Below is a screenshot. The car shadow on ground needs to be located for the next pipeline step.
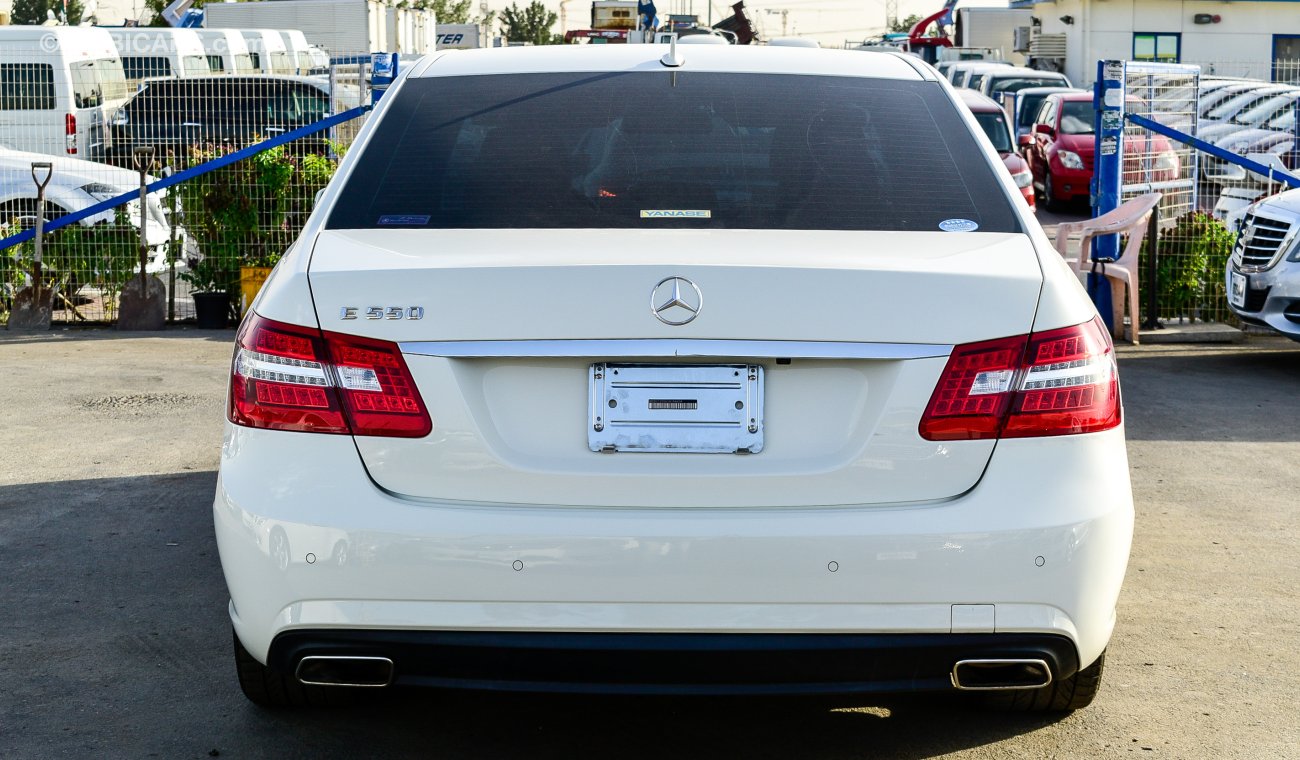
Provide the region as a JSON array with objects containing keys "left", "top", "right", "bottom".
[
  {"left": 2, "top": 471, "right": 1071, "bottom": 759},
  {"left": 249, "top": 690, "right": 1070, "bottom": 759},
  {"left": 1118, "top": 340, "right": 1300, "bottom": 442}
]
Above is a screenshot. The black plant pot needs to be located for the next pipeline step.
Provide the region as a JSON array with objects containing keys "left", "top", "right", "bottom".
[{"left": 193, "top": 291, "right": 231, "bottom": 329}]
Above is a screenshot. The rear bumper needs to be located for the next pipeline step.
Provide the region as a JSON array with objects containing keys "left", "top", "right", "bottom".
[
  {"left": 215, "top": 423, "right": 1134, "bottom": 692},
  {"left": 267, "top": 629, "right": 1079, "bottom": 696},
  {"left": 1049, "top": 164, "right": 1092, "bottom": 200}
]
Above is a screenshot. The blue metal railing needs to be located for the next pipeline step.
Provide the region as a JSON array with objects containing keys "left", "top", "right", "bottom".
[
  {"left": 0, "top": 105, "right": 370, "bottom": 254},
  {"left": 1125, "top": 112, "right": 1300, "bottom": 189}
]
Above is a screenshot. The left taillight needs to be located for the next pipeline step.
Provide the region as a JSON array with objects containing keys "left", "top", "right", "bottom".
[{"left": 230, "top": 312, "right": 431, "bottom": 438}]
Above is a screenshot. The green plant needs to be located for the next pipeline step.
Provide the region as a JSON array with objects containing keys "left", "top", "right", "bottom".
[
  {"left": 176, "top": 142, "right": 338, "bottom": 275},
  {"left": 179, "top": 254, "right": 238, "bottom": 295},
  {"left": 1139, "top": 211, "right": 1236, "bottom": 319}
]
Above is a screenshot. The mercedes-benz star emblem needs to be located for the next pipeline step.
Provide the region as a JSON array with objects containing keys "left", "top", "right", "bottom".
[{"left": 650, "top": 276, "right": 703, "bottom": 326}]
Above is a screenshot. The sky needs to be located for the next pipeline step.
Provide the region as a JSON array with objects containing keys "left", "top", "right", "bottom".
[{"left": 524, "top": 0, "right": 1012, "bottom": 49}]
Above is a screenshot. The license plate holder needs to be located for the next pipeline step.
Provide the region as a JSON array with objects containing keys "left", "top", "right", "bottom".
[
  {"left": 589, "top": 363, "right": 764, "bottom": 454},
  {"left": 1229, "top": 270, "right": 1246, "bottom": 309}
]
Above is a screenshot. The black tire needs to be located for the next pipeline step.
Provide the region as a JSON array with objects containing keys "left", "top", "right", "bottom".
[
  {"left": 1043, "top": 172, "right": 1063, "bottom": 212},
  {"left": 983, "top": 650, "right": 1106, "bottom": 712},
  {"left": 232, "top": 629, "right": 356, "bottom": 708}
]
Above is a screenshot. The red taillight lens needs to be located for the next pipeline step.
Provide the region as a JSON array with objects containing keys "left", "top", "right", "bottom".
[
  {"left": 65, "top": 113, "right": 77, "bottom": 154},
  {"left": 230, "top": 313, "right": 431, "bottom": 438},
  {"left": 1002, "top": 316, "right": 1120, "bottom": 438},
  {"left": 326, "top": 332, "right": 432, "bottom": 437},
  {"left": 919, "top": 317, "right": 1120, "bottom": 441},
  {"left": 918, "top": 334, "right": 1028, "bottom": 441}
]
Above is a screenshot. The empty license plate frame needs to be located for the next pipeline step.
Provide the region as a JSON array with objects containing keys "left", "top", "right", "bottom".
[{"left": 588, "top": 363, "right": 764, "bottom": 454}]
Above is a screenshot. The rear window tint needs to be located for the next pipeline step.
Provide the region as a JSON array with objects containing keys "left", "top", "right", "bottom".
[{"left": 327, "top": 72, "right": 1020, "bottom": 233}]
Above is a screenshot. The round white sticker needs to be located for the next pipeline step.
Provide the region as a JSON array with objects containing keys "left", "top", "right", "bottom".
[{"left": 939, "top": 219, "right": 980, "bottom": 232}]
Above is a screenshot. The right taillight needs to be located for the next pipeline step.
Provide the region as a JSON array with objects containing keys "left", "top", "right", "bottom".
[
  {"left": 65, "top": 113, "right": 77, "bottom": 154},
  {"left": 919, "top": 316, "right": 1120, "bottom": 441},
  {"left": 230, "top": 312, "right": 431, "bottom": 438}
]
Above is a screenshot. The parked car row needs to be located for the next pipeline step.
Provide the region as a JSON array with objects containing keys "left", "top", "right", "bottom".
[
  {"left": 0, "top": 143, "right": 189, "bottom": 301},
  {"left": 0, "top": 25, "right": 331, "bottom": 161},
  {"left": 942, "top": 60, "right": 1102, "bottom": 210},
  {"left": 107, "top": 75, "right": 358, "bottom": 163}
]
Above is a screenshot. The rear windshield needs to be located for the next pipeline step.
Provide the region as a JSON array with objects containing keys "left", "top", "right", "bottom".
[{"left": 327, "top": 72, "right": 1020, "bottom": 232}]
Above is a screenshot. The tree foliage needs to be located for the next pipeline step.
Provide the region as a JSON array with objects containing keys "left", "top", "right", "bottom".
[
  {"left": 888, "top": 13, "right": 922, "bottom": 34},
  {"left": 500, "top": 0, "right": 558, "bottom": 46},
  {"left": 425, "top": 0, "right": 473, "bottom": 24},
  {"left": 10, "top": 0, "right": 84, "bottom": 25}
]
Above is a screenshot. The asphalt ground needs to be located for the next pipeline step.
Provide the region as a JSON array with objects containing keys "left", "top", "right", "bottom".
[{"left": 1, "top": 329, "right": 1298, "bottom": 759}]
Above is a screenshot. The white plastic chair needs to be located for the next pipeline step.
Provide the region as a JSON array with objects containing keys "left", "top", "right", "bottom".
[{"left": 1053, "top": 193, "right": 1163, "bottom": 344}]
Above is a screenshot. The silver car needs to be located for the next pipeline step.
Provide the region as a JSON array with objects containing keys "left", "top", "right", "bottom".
[{"left": 1226, "top": 188, "right": 1300, "bottom": 340}]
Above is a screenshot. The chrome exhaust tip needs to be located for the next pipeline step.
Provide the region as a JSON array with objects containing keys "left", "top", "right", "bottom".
[
  {"left": 295, "top": 655, "right": 394, "bottom": 687},
  {"left": 950, "top": 659, "right": 1052, "bottom": 691}
]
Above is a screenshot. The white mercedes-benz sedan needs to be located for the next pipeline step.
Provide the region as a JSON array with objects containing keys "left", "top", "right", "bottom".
[{"left": 215, "top": 44, "right": 1133, "bottom": 710}]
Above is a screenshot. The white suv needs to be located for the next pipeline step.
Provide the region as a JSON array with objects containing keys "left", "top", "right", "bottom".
[{"left": 215, "top": 45, "right": 1134, "bottom": 710}]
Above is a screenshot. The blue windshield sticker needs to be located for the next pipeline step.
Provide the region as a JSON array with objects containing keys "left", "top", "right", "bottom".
[
  {"left": 939, "top": 218, "right": 979, "bottom": 232},
  {"left": 378, "top": 215, "right": 431, "bottom": 226}
]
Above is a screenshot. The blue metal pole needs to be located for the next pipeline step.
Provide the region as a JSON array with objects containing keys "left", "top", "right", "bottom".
[{"left": 1091, "top": 59, "right": 1127, "bottom": 331}]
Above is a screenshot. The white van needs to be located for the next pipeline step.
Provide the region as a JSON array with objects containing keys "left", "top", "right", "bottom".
[
  {"left": 0, "top": 26, "right": 129, "bottom": 159},
  {"left": 236, "top": 29, "right": 295, "bottom": 75},
  {"left": 193, "top": 29, "right": 257, "bottom": 75},
  {"left": 109, "top": 28, "right": 210, "bottom": 89},
  {"left": 278, "top": 30, "right": 314, "bottom": 75}
]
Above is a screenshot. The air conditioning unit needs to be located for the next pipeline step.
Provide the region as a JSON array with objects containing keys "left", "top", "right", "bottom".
[{"left": 1013, "top": 26, "right": 1032, "bottom": 53}]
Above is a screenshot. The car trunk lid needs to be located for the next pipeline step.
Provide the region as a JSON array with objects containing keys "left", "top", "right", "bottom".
[{"left": 308, "top": 228, "right": 1044, "bottom": 508}]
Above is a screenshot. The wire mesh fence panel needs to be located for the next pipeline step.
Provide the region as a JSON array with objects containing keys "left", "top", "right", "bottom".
[
  {"left": 0, "top": 30, "right": 370, "bottom": 326},
  {"left": 1113, "top": 62, "right": 1228, "bottom": 326},
  {"left": 1185, "top": 62, "right": 1298, "bottom": 326},
  {"left": 1122, "top": 64, "right": 1198, "bottom": 218}
]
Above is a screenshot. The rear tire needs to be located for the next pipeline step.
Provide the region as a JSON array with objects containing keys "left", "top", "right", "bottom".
[
  {"left": 983, "top": 650, "right": 1106, "bottom": 712},
  {"left": 1043, "top": 172, "right": 1063, "bottom": 212},
  {"left": 233, "top": 629, "right": 356, "bottom": 707}
]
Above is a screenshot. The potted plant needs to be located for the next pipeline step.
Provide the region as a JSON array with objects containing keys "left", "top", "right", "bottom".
[{"left": 179, "top": 256, "right": 236, "bottom": 329}]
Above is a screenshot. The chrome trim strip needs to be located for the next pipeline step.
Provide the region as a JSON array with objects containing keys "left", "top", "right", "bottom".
[{"left": 398, "top": 339, "right": 954, "bottom": 360}]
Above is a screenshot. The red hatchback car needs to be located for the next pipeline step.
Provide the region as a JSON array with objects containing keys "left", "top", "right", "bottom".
[{"left": 1023, "top": 92, "right": 1180, "bottom": 210}]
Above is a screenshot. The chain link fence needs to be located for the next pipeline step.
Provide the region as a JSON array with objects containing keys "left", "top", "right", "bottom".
[
  {"left": 1, "top": 40, "right": 371, "bottom": 327},
  {"left": 1093, "top": 61, "right": 1298, "bottom": 329}
]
